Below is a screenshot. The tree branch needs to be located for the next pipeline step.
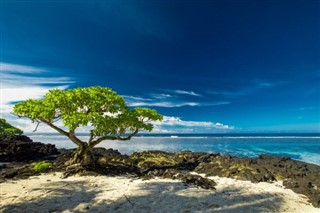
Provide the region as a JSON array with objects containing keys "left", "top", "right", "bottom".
[
  {"left": 33, "top": 120, "right": 41, "bottom": 132},
  {"left": 89, "top": 128, "right": 139, "bottom": 148},
  {"left": 40, "top": 119, "right": 69, "bottom": 137},
  {"left": 52, "top": 117, "right": 62, "bottom": 123}
]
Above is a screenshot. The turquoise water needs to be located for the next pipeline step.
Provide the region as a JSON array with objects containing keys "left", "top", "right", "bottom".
[{"left": 27, "top": 133, "right": 320, "bottom": 165}]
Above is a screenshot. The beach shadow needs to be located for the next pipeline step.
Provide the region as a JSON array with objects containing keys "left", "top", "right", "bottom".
[
  {"left": 0, "top": 179, "right": 101, "bottom": 213},
  {"left": 98, "top": 180, "right": 285, "bottom": 213},
  {"left": 1, "top": 177, "right": 286, "bottom": 213}
]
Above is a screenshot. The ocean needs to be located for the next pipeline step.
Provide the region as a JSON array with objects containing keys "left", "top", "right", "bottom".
[{"left": 26, "top": 133, "right": 320, "bottom": 165}]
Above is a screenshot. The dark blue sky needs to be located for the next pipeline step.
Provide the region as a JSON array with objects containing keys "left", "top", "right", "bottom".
[{"left": 1, "top": 0, "right": 320, "bottom": 133}]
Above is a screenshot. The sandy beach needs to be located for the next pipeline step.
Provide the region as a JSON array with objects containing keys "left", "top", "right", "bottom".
[{"left": 0, "top": 172, "right": 319, "bottom": 213}]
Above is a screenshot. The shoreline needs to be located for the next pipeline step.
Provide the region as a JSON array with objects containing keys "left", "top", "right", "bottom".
[
  {"left": 0, "top": 172, "right": 319, "bottom": 213},
  {"left": 1, "top": 139, "right": 320, "bottom": 210}
]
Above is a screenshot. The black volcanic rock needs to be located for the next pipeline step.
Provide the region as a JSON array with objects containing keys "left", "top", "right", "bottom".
[
  {"left": 0, "top": 140, "right": 58, "bottom": 162},
  {"left": 194, "top": 154, "right": 320, "bottom": 207},
  {"left": 0, "top": 135, "right": 33, "bottom": 143}
]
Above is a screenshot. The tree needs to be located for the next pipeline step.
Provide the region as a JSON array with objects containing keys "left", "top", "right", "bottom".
[
  {"left": 0, "top": 118, "right": 23, "bottom": 140},
  {"left": 13, "top": 86, "right": 163, "bottom": 166}
]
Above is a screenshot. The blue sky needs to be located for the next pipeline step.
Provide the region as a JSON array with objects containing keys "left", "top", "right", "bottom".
[{"left": 1, "top": 0, "right": 319, "bottom": 133}]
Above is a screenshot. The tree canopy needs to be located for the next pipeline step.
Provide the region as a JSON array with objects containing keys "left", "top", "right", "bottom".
[
  {"left": 0, "top": 118, "right": 23, "bottom": 140},
  {"left": 13, "top": 86, "right": 163, "bottom": 165}
]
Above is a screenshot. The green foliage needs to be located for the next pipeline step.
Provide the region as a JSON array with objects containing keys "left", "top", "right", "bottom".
[
  {"left": 0, "top": 119, "right": 23, "bottom": 140},
  {"left": 32, "top": 161, "right": 52, "bottom": 173},
  {"left": 13, "top": 86, "right": 163, "bottom": 147}
]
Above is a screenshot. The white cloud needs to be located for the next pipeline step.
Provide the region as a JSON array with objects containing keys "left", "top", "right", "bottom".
[
  {"left": 149, "top": 125, "right": 175, "bottom": 133},
  {"left": 1, "top": 85, "right": 69, "bottom": 108},
  {"left": 124, "top": 94, "right": 199, "bottom": 107},
  {"left": 173, "top": 90, "right": 201, "bottom": 97},
  {"left": 161, "top": 89, "right": 201, "bottom": 97},
  {"left": 127, "top": 101, "right": 199, "bottom": 108},
  {"left": 149, "top": 93, "right": 172, "bottom": 99},
  {"left": 0, "top": 62, "right": 45, "bottom": 73},
  {"left": 153, "top": 116, "right": 234, "bottom": 130},
  {"left": 123, "top": 95, "right": 152, "bottom": 102},
  {"left": 2, "top": 73, "right": 75, "bottom": 87},
  {"left": 124, "top": 93, "right": 229, "bottom": 108}
]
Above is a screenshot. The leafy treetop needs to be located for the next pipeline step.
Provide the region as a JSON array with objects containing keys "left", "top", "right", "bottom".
[{"left": 13, "top": 86, "right": 163, "bottom": 148}]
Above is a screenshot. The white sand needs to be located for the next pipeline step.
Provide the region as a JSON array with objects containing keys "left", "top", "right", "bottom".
[{"left": 0, "top": 172, "right": 319, "bottom": 213}]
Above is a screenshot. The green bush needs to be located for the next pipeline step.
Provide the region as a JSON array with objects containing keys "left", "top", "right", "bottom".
[
  {"left": 32, "top": 161, "right": 52, "bottom": 173},
  {"left": 0, "top": 119, "right": 23, "bottom": 140}
]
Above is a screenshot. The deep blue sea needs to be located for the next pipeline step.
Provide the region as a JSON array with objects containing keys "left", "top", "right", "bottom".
[{"left": 26, "top": 133, "right": 320, "bottom": 165}]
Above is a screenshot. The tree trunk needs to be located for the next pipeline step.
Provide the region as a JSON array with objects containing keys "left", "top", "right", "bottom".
[{"left": 69, "top": 143, "right": 95, "bottom": 167}]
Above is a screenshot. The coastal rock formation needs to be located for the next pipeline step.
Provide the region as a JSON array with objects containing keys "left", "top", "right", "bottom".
[
  {"left": 194, "top": 155, "right": 277, "bottom": 182},
  {"left": 129, "top": 150, "right": 218, "bottom": 170},
  {"left": 194, "top": 154, "right": 320, "bottom": 207},
  {"left": 0, "top": 135, "right": 33, "bottom": 143},
  {"left": 124, "top": 150, "right": 320, "bottom": 207},
  {"left": 0, "top": 148, "right": 319, "bottom": 208},
  {"left": 0, "top": 163, "right": 37, "bottom": 180},
  {"left": 0, "top": 135, "right": 58, "bottom": 162}
]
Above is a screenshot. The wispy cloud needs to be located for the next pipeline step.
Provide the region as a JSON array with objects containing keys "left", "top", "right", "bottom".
[
  {"left": 149, "top": 93, "right": 172, "bottom": 99},
  {"left": 123, "top": 95, "right": 153, "bottom": 102},
  {"left": 124, "top": 94, "right": 199, "bottom": 107},
  {"left": 171, "top": 90, "right": 201, "bottom": 97},
  {"left": 2, "top": 73, "right": 75, "bottom": 87},
  {"left": 0, "top": 62, "right": 45, "bottom": 74},
  {"left": 127, "top": 101, "right": 199, "bottom": 108},
  {"left": 124, "top": 88, "right": 228, "bottom": 108},
  {"left": 124, "top": 94, "right": 228, "bottom": 108}
]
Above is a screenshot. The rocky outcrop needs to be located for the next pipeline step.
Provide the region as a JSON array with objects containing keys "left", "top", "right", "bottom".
[
  {"left": 129, "top": 150, "right": 219, "bottom": 170},
  {"left": 194, "top": 154, "right": 320, "bottom": 207},
  {"left": 0, "top": 164, "right": 37, "bottom": 179},
  {"left": 283, "top": 179, "right": 320, "bottom": 208},
  {"left": 123, "top": 150, "right": 320, "bottom": 207},
  {"left": 194, "top": 155, "right": 277, "bottom": 182},
  {"left": 0, "top": 147, "right": 319, "bottom": 207},
  {"left": 0, "top": 135, "right": 33, "bottom": 143},
  {"left": 0, "top": 140, "right": 58, "bottom": 162}
]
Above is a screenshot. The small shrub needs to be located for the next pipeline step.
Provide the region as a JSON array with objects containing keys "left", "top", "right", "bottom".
[
  {"left": 0, "top": 119, "right": 23, "bottom": 140},
  {"left": 32, "top": 161, "right": 52, "bottom": 173}
]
